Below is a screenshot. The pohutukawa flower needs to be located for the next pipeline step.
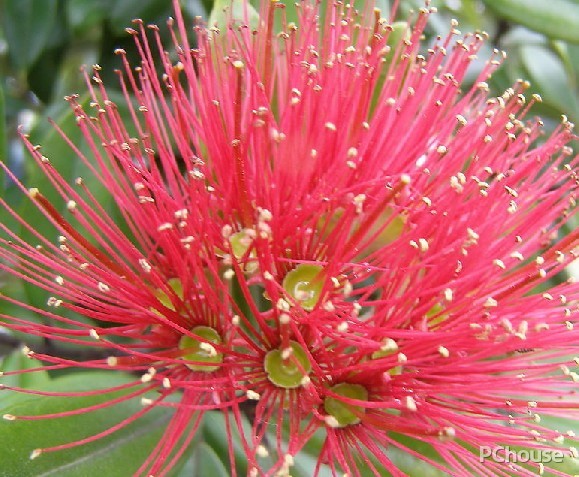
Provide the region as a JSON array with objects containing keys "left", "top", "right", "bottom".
[{"left": 0, "top": 0, "right": 578, "bottom": 476}]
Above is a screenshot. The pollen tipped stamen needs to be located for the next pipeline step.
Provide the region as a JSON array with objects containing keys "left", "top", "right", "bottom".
[
  {"left": 30, "top": 449, "right": 42, "bottom": 460},
  {"left": 0, "top": 0, "right": 577, "bottom": 475},
  {"left": 28, "top": 189, "right": 127, "bottom": 277}
]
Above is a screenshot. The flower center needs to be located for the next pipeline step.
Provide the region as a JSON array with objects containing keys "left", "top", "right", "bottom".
[
  {"left": 179, "top": 326, "right": 223, "bottom": 372},
  {"left": 264, "top": 340, "right": 312, "bottom": 389},
  {"left": 282, "top": 264, "right": 324, "bottom": 310},
  {"left": 324, "top": 383, "right": 368, "bottom": 427}
]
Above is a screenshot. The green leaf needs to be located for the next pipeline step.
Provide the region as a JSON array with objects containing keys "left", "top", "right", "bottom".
[
  {"left": 208, "top": 0, "right": 260, "bottom": 30},
  {"left": 0, "top": 350, "right": 51, "bottom": 401},
  {"left": 202, "top": 411, "right": 250, "bottom": 475},
  {"left": 26, "top": 46, "right": 65, "bottom": 105},
  {"left": 183, "top": 0, "right": 208, "bottom": 19},
  {"left": 567, "top": 44, "right": 579, "bottom": 84},
  {"left": 176, "top": 442, "right": 230, "bottom": 477},
  {"left": 549, "top": 40, "right": 577, "bottom": 88},
  {"left": 267, "top": 0, "right": 392, "bottom": 34},
  {"left": 0, "top": 83, "right": 5, "bottom": 164},
  {"left": 482, "top": 0, "right": 579, "bottom": 44},
  {"left": 1, "top": 0, "right": 59, "bottom": 71},
  {"left": 385, "top": 444, "right": 450, "bottom": 477},
  {"left": 0, "top": 82, "right": 7, "bottom": 219},
  {"left": 520, "top": 44, "right": 579, "bottom": 124},
  {"left": 536, "top": 416, "right": 579, "bottom": 477},
  {"left": 108, "top": 0, "right": 172, "bottom": 33},
  {"left": 0, "top": 371, "right": 171, "bottom": 477}
]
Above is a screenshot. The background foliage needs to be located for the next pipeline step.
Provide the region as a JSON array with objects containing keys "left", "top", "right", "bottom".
[{"left": 0, "top": 0, "right": 578, "bottom": 475}]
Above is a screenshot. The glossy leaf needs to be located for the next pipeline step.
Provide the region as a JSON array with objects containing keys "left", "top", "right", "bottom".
[
  {"left": 0, "top": 371, "right": 171, "bottom": 476},
  {"left": 1, "top": 0, "right": 58, "bottom": 71},
  {"left": 482, "top": 0, "right": 579, "bottom": 43}
]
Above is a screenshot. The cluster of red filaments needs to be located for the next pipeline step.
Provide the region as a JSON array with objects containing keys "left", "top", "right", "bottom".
[{"left": 0, "top": 0, "right": 578, "bottom": 476}]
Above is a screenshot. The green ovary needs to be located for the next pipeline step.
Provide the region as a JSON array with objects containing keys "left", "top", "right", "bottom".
[
  {"left": 154, "top": 278, "right": 184, "bottom": 312},
  {"left": 282, "top": 264, "right": 324, "bottom": 310},
  {"left": 229, "top": 230, "right": 258, "bottom": 273},
  {"left": 264, "top": 340, "right": 312, "bottom": 389},
  {"left": 324, "top": 383, "right": 369, "bottom": 427},
  {"left": 179, "top": 326, "right": 223, "bottom": 372}
]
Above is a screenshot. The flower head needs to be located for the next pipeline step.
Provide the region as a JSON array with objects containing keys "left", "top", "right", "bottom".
[{"left": 1, "top": 0, "right": 578, "bottom": 476}]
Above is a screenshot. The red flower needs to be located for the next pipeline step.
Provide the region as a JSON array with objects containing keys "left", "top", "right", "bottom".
[{"left": 1, "top": 1, "right": 578, "bottom": 476}]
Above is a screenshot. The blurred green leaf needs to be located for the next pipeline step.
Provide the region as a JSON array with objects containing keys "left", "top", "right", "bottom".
[
  {"left": 0, "top": 83, "right": 5, "bottom": 163},
  {"left": 1, "top": 0, "right": 58, "bottom": 71},
  {"left": 520, "top": 44, "right": 579, "bottom": 123},
  {"left": 51, "top": 46, "right": 100, "bottom": 101},
  {"left": 183, "top": 0, "right": 209, "bottom": 19},
  {"left": 549, "top": 40, "right": 577, "bottom": 87},
  {"left": 256, "top": 0, "right": 394, "bottom": 34},
  {"left": 66, "top": 0, "right": 112, "bottom": 32},
  {"left": 208, "top": 0, "right": 260, "bottom": 30},
  {"left": 27, "top": 48, "right": 65, "bottom": 105},
  {"left": 482, "top": 0, "right": 579, "bottom": 44},
  {"left": 0, "top": 371, "right": 170, "bottom": 476},
  {"left": 108, "top": 0, "right": 172, "bottom": 33},
  {"left": 567, "top": 44, "right": 579, "bottom": 79}
]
